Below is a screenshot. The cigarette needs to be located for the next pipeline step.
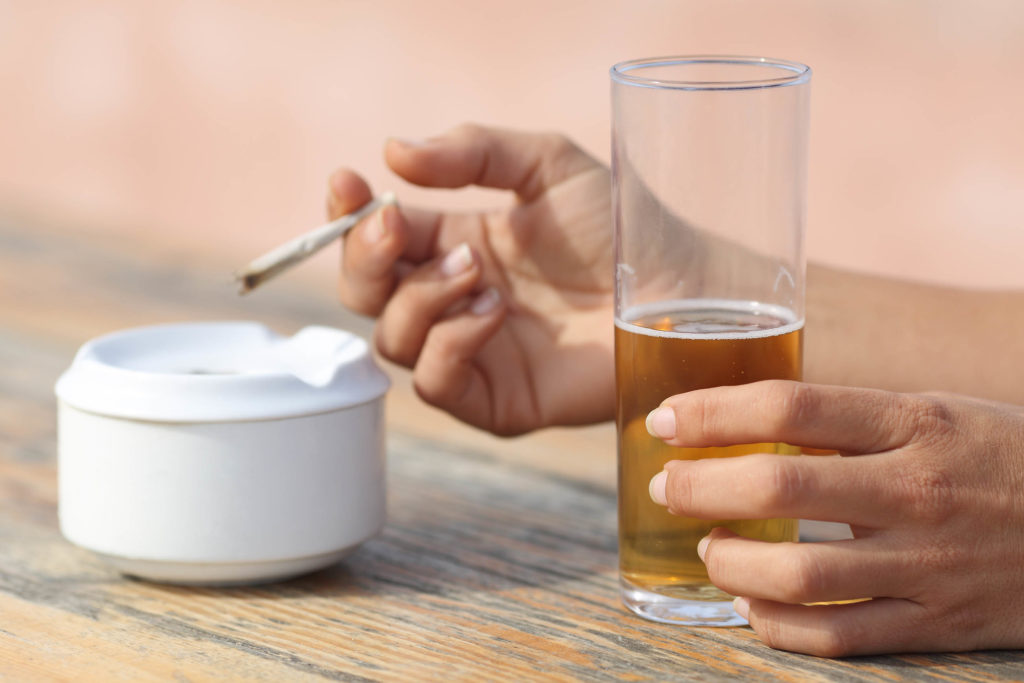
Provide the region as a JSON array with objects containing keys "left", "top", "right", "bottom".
[{"left": 235, "top": 192, "right": 397, "bottom": 294}]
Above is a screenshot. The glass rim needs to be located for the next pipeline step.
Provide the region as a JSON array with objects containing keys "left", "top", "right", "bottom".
[{"left": 610, "top": 55, "right": 811, "bottom": 91}]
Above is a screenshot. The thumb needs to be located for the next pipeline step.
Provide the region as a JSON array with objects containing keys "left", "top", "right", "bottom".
[{"left": 384, "top": 124, "right": 598, "bottom": 202}]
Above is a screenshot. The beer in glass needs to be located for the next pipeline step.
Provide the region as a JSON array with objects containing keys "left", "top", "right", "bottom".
[{"left": 611, "top": 56, "right": 811, "bottom": 625}]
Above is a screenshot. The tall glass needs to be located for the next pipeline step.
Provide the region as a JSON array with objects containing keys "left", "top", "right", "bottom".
[{"left": 611, "top": 56, "right": 811, "bottom": 626}]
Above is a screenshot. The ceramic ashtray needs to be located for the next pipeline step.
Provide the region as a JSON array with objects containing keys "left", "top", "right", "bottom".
[{"left": 54, "top": 321, "right": 389, "bottom": 585}]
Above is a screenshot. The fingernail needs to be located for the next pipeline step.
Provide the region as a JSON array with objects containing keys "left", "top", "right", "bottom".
[
  {"left": 648, "top": 470, "right": 667, "bottom": 506},
  {"left": 441, "top": 243, "right": 474, "bottom": 276},
  {"left": 697, "top": 535, "right": 710, "bottom": 562},
  {"left": 470, "top": 287, "right": 500, "bottom": 315},
  {"left": 645, "top": 406, "right": 676, "bottom": 439},
  {"left": 363, "top": 207, "right": 388, "bottom": 245},
  {"left": 733, "top": 596, "right": 750, "bottom": 620}
]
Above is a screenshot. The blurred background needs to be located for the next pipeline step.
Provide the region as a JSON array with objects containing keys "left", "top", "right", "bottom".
[
  {"left": 4, "top": 0, "right": 1017, "bottom": 539},
  {"left": 2, "top": 0, "right": 1023, "bottom": 290}
]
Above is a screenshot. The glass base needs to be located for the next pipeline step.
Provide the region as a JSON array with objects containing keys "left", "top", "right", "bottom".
[{"left": 620, "top": 577, "right": 747, "bottom": 626}]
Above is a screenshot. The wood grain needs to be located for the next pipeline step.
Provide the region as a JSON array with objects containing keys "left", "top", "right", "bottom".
[{"left": 1, "top": 216, "right": 1021, "bottom": 680}]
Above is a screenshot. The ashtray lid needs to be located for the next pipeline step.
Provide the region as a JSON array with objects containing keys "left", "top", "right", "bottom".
[{"left": 55, "top": 322, "right": 390, "bottom": 422}]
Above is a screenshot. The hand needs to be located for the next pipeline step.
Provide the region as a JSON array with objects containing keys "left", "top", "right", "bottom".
[
  {"left": 646, "top": 380, "right": 1024, "bottom": 656},
  {"left": 328, "top": 124, "right": 615, "bottom": 434}
]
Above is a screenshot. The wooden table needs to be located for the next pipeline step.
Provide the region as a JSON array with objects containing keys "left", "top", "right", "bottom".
[{"left": 2, "top": 215, "right": 1022, "bottom": 681}]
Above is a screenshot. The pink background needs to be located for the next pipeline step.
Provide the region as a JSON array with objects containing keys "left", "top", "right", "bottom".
[{"left": 2, "top": 0, "right": 1023, "bottom": 289}]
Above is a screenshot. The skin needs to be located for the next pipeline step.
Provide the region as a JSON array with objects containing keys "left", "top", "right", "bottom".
[
  {"left": 647, "top": 382, "right": 1024, "bottom": 656},
  {"left": 329, "top": 123, "right": 1024, "bottom": 656},
  {"left": 331, "top": 124, "right": 616, "bottom": 435}
]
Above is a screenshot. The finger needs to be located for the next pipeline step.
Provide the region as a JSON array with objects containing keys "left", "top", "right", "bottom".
[
  {"left": 646, "top": 380, "right": 928, "bottom": 455},
  {"left": 337, "top": 202, "right": 408, "bottom": 316},
  {"left": 740, "top": 597, "right": 934, "bottom": 657},
  {"left": 385, "top": 124, "right": 596, "bottom": 201},
  {"left": 329, "top": 167, "right": 445, "bottom": 276},
  {"left": 329, "top": 168, "right": 407, "bottom": 316},
  {"left": 654, "top": 453, "right": 897, "bottom": 527},
  {"left": 699, "top": 528, "right": 907, "bottom": 604},
  {"left": 326, "top": 167, "right": 373, "bottom": 219},
  {"left": 374, "top": 243, "right": 482, "bottom": 367},
  {"left": 412, "top": 288, "right": 508, "bottom": 431}
]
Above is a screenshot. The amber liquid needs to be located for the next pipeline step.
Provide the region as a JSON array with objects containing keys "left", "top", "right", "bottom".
[{"left": 616, "top": 300, "right": 803, "bottom": 600}]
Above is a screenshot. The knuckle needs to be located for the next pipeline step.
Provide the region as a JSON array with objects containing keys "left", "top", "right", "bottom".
[
  {"left": 780, "top": 551, "right": 828, "bottom": 603},
  {"left": 754, "top": 604, "right": 875, "bottom": 659},
  {"left": 758, "top": 611, "right": 860, "bottom": 658},
  {"left": 755, "top": 612, "right": 849, "bottom": 655},
  {"left": 907, "top": 394, "right": 957, "bottom": 443},
  {"left": 774, "top": 382, "right": 815, "bottom": 430},
  {"left": 807, "top": 625, "right": 858, "bottom": 659},
  {"left": 424, "top": 323, "right": 461, "bottom": 363},
  {"left": 373, "top": 339, "right": 404, "bottom": 367},
  {"left": 680, "top": 393, "right": 719, "bottom": 445},
  {"left": 411, "top": 373, "right": 451, "bottom": 415},
  {"left": 751, "top": 457, "right": 805, "bottom": 511},
  {"left": 755, "top": 613, "right": 785, "bottom": 650},
  {"left": 762, "top": 380, "right": 816, "bottom": 435},
  {"left": 410, "top": 355, "right": 458, "bottom": 409},
  {"left": 897, "top": 466, "right": 959, "bottom": 523},
  {"left": 373, "top": 325, "right": 417, "bottom": 368},
  {"left": 664, "top": 461, "right": 696, "bottom": 515},
  {"left": 411, "top": 373, "right": 437, "bottom": 403}
]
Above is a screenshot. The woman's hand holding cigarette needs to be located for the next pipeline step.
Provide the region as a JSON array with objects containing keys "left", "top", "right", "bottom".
[{"left": 329, "top": 124, "right": 617, "bottom": 434}]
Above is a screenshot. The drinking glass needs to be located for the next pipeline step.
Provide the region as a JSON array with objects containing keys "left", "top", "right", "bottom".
[{"left": 611, "top": 55, "right": 811, "bottom": 626}]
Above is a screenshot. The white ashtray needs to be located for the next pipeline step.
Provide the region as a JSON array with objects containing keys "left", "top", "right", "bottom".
[{"left": 54, "top": 321, "right": 389, "bottom": 585}]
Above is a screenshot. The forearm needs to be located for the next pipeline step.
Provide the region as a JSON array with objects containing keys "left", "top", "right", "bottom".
[{"left": 805, "top": 264, "right": 1024, "bottom": 404}]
